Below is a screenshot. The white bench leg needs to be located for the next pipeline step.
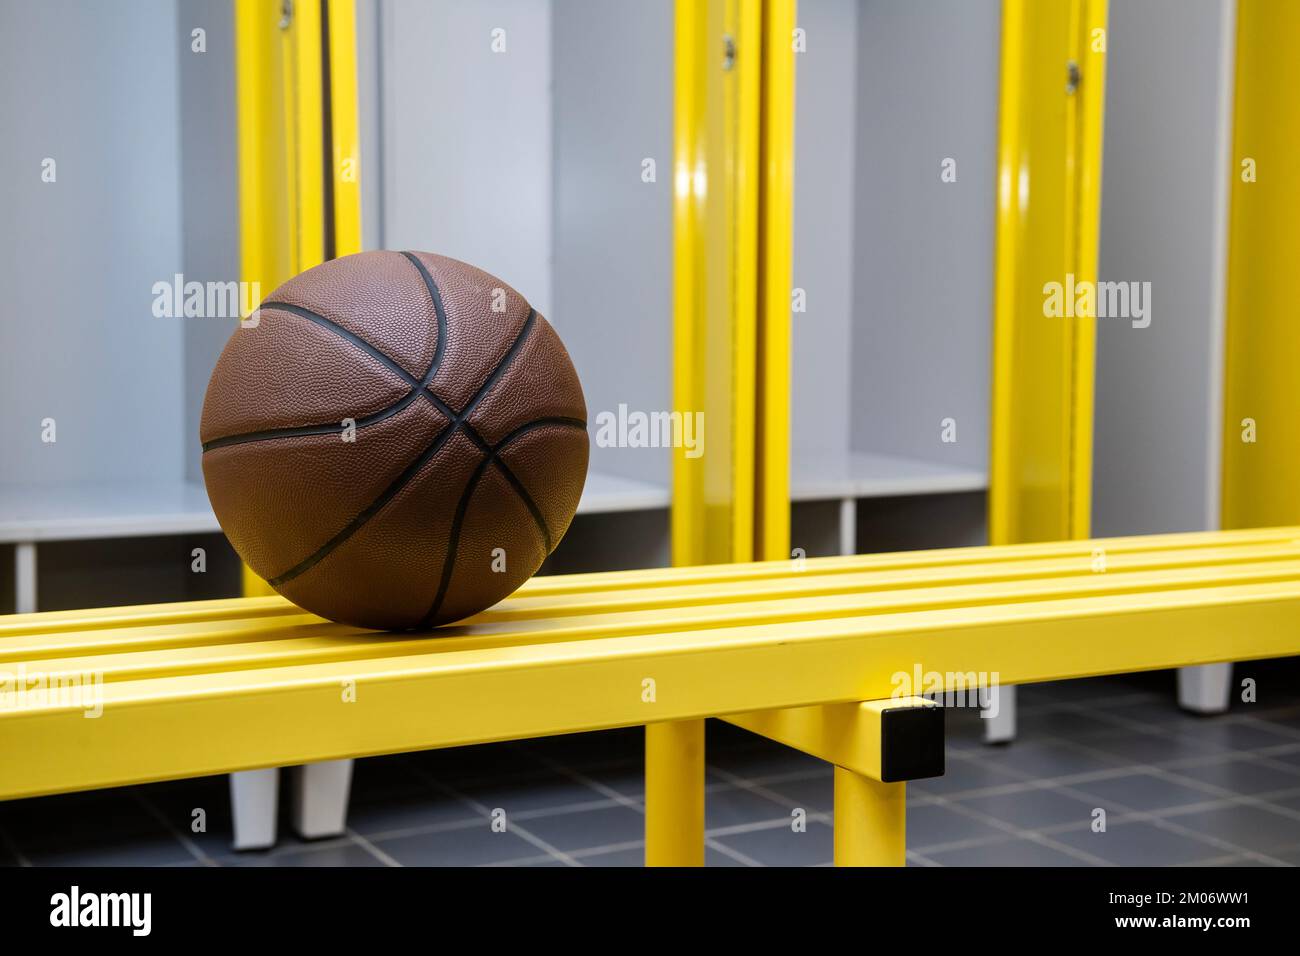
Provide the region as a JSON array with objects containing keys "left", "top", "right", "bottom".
[
  {"left": 982, "top": 684, "right": 1017, "bottom": 743},
  {"left": 838, "top": 497, "right": 857, "bottom": 556},
  {"left": 290, "top": 759, "right": 354, "bottom": 840},
  {"left": 230, "top": 768, "right": 280, "bottom": 850},
  {"left": 1177, "top": 662, "right": 1233, "bottom": 715},
  {"left": 15, "top": 542, "right": 37, "bottom": 614}
]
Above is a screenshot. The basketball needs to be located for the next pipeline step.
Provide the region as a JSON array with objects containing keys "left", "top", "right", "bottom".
[{"left": 199, "top": 251, "right": 589, "bottom": 631}]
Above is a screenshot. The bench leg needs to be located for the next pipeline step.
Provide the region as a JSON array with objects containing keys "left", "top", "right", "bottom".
[
  {"left": 229, "top": 768, "right": 280, "bottom": 850},
  {"left": 644, "top": 719, "right": 705, "bottom": 866},
  {"left": 833, "top": 766, "right": 906, "bottom": 866},
  {"left": 290, "top": 759, "right": 354, "bottom": 840},
  {"left": 15, "top": 541, "right": 37, "bottom": 614},
  {"left": 1177, "top": 663, "right": 1233, "bottom": 715},
  {"left": 982, "top": 683, "right": 1017, "bottom": 743}
]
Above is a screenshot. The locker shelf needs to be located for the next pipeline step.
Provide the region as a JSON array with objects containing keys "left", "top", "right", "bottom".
[{"left": 792, "top": 451, "right": 986, "bottom": 503}]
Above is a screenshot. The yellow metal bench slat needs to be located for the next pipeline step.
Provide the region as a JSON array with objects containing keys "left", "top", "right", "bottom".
[
  {"left": 3, "top": 526, "right": 1296, "bottom": 639},
  {"left": 10, "top": 558, "right": 1300, "bottom": 682},
  {"left": 3, "top": 528, "right": 1300, "bottom": 800},
  {"left": 4, "top": 547, "right": 1300, "bottom": 666},
  {"left": 524, "top": 525, "right": 1300, "bottom": 593},
  {"left": 4, "top": 527, "right": 1298, "bottom": 649},
  {"left": 3, "top": 577, "right": 1299, "bottom": 800}
]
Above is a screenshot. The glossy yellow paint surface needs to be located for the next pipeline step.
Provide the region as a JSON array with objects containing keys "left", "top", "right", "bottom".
[
  {"left": 673, "top": 0, "right": 793, "bottom": 568},
  {"left": 327, "top": 0, "right": 363, "bottom": 258},
  {"left": 755, "top": 0, "right": 796, "bottom": 562},
  {"left": 672, "top": 0, "right": 761, "bottom": 567},
  {"left": 289, "top": 0, "right": 326, "bottom": 271},
  {"left": 3, "top": 527, "right": 1299, "bottom": 801},
  {"left": 989, "top": 0, "right": 1107, "bottom": 546},
  {"left": 833, "top": 768, "right": 905, "bottom": 867},
  {"left": 1221, "top": 0, "right": 1300, "bottom": 529},
  {"left": 234, "top": 0, "right": 294, "bottom": 308},
  {"left": 727, "top": 696, "right": 936, "bottom": 781},
  {"left": 644, "top": 720, "right": 705, "bottom": 866}
]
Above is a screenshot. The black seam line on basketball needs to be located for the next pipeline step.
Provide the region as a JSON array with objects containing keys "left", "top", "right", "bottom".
[
  {"left": 489, "top": 458, "right": 552, "bottom": 555},
  {"left": 202, "top": 254, "right": 449, "bottom": 451},
  {"left": 493, "top": 416, "right": 588, "bottom": 449},
  {"left": 415, "top": 416, "right": 587, "bottom": 628},
  {"left": 261, "top": 302, "right": 419, "bottom": 383},
  {"left": 488, "top": 418, "right": 588, "bottom": 558},
  {"left": 456, "top": 309, "right": 538, "bottom": 421},
  {"left": 265, "top": 311, "right": 539, "bottom": 587},
  {"left": 416, "top": 456, "right": 495, "bottom": 630},
  {"left": 264, "top": 421, "right": 459, "bottom": 588},
  {"left": 483, "top": 417, "right": 588, "bottom": 556},
  {"left": 398, "top": 251, "right": 449, "bottom": 379},
  {"left": 455, "top": 417, "right": 585, "bottom": 556},
  {"left": 424, "top": 392, "right": 457, "bottom": 422},
  {"left": 200, "top": 389, "right": 426, "bottom": 452}
]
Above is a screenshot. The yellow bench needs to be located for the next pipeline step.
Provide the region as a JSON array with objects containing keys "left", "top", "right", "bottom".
[{"left": 3, "top": 526, "right": 1300, "bottom": 865}]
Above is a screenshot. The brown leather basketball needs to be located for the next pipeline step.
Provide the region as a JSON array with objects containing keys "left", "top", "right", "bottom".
[{"left": 199, "top": 251, "right": 588, "bottom": 630}]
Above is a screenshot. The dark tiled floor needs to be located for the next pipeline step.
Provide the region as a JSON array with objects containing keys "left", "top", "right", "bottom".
[{"left": 4, "top": 663, "right": 1300, "bottom": 867}]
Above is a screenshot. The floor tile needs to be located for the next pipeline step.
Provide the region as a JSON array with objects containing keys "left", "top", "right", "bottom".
[
  {"left": 1262, "top": 745, "right": 1300, "bottom": 767},
  {"left": 26, "top": 831, "right": 196, "bottom": 867},
  {"left": 1176, "top": 720, "right": 1300, "bottom": 752},
  {"left": 1165, "top": 758, "right": 1300, "bottom": 796},
  {"left": 0, "top": 789, "right": 193, "bottom": 866},
  {"left": 709, "top": 821, "right": 833, "bottom": 867},
  {"left": 977, "top": 739, "right": 1129, "bottom": 779},
  {"left": 233, "top": 842, "right": 386, "bottom": 867},
  {"left": 1100, "top": 699, "right": 1237, "bottom": 730},
  {"left": 912, "top": 756, "right": 1033, "bottom": 796},
  {"left": 1252, "top": 709, "right": 1300, "bottom": 733},
  {"left": 1261, "top": 789, "right": 1300, "bottom": 814},
  {"left": 1162, "top": 804, "right": 1300, "bottom": 855},
  {"left": 505, "top": 803, "right": 644, "bottom": 853},
  {"left": 1015, "top": 708, "right": 1126, "bottom": 740},
  {"left": 706, "top": 744, "right": 824, "bottom": 781},
  {"left": 1063, "top": 772, "right": 1221, "bottom": 812},
  {"left": 571, "top": 760, "right": 646, "bottom": 800},
  {"left": 457, "top": 771, "right": 612, "bottom": 816},
  {"left": 1050, "top": 820, "right": 1221, "bottom": 867},
  {"left": 347, "top": 787, "right": 481, "bottom": 837},
  {"left": 1266, "top": 845, "right": 1300, "bottom": 866},
  {"left": 952, "top": 787, "right": 1100, "bottom": 830},
  {"left": 575, "top": 846, "right": 648, "bottom": 867},
  {"left": 0, "top": 790, "right": 165, "bottom": 849},
  {"left": 760, "top": 771, "right": 834, "bottom": 814},
  {"left": 907, "top": 802, "right": 1008, "bottom": 849},
  {"left": 926, "top": 837, "right": 1092, "bottom": 867},
  {"left": 371, "top": 822, "right": 541, "bottom": 866},
  {"left": 706, "top": 786, "right": 792, "bottom": 830},
  {"left": 1069, "top": 730, "right": 1230, "bottom": 765},
  {"left": 133, "top": 776, "right": 235, "bottom": 857}
]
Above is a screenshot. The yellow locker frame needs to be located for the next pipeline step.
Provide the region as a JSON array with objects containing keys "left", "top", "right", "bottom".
[
  {"left": 657, "top": 0, "right": 1114, "bottom": 864},
  {"left": 990, "top": 0, "right": 1108, "bottom": 549},
  {"left": 652, "top": 0, "right": 796, "bottom": 865},
  {"left": 1221, "top": 0, "right": 1300, "bottom": 529},
  {"left": 234, "top": 0, "right": 362, "bottom": 596}
]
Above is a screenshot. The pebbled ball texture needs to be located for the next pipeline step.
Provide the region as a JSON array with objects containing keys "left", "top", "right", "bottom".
[{"left": 200, "top": 250, "right": 589, "bottom": 630}]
